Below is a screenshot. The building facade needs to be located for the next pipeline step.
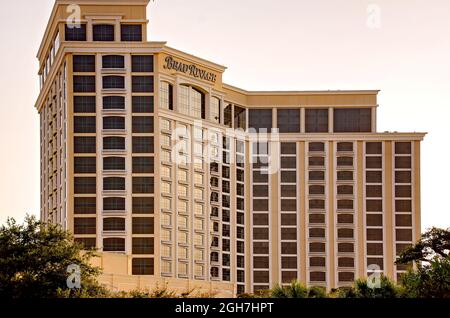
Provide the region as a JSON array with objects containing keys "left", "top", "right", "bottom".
[{"left": 36, "top": 0, "right": 425, "bottom": 295}]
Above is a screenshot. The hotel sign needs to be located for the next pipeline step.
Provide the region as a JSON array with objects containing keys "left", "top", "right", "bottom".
[{"left": 163, "top": 56, "right": 218, "bottom": 83}]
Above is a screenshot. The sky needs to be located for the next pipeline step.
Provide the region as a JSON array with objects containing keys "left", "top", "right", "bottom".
[{"left": 0, "top": 0, "right": 449, "bottom": 230}]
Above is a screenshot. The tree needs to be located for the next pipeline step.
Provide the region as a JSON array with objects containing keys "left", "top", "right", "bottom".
[
  {"left": 396, "top": 227, "right": 450, "bottom": 265},
  {"left": 0, "top": 216, "right": 107, "bottom": 298},
  {"left": 395, "top": 227, "right": 450, "bottom": 298},
  {"left": 399, "top": 258, "right": 450, "bottom": 298},
  {"left": 271, "top": 281, "right": 308, "bottom": 298},
  {"left": 270, "top": 281, "right": 326, "bottom": 298},
  {"left": 338, "top": 276, "right": 401, "bottom": 298}
]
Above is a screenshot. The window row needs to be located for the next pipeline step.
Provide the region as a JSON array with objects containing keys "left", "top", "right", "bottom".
[
  {"left": 74, "top": 136, "right": 154, "bottom": 153},
  {"left": 74, "top": 96, "right": 154, "bottom": 113},
  {"left": 74, "top": 197, "right": 154, "bottom": 214},
  {"left": 74, "top": 177, "right": 154, "bottom": 194},
  {"left": 73, "top": 75, "right": 153, "bottom": 92},
  {"left": 66, "top": 24, "right": 142, "bottom": 42},
  {"left": 73, "top": 116, "right": 154, "bottom": 133}
]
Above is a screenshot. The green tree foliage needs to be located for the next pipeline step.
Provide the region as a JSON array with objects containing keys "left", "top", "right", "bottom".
[
  {"left": 396, "top": 227, "right": 450, "bottom": 265},
  {"left": 0, "top": 216, "right": 107, "bottom": 298},
  {"left": 395, "top": 227, "right": 450, "bottom": 298},
  {"left": 399, "top": 258, "right": 450, "bottom": 298},
  {"left": 270, "top": 281, "right": 326, "bottom": 298}
]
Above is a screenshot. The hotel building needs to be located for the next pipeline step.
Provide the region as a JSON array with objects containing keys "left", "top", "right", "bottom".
[{"left": 36, "top": 0, "right": 425, "bottom": 296}]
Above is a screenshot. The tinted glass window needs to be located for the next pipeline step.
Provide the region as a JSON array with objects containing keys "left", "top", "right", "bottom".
[
  {"left": 132, "top": 96, "right": 154, "bottom": 113},
  {"left": 132, "top": 76, "right": 154, "bottom": 93},
  {"left": 74, "top": 157, "right": 96, "bottom": 174},
  {"left": 133, "top": 197, "right": 154, "bottom": 214},
  {"left": 65, "top": 24, "right": 86, "bottom": 41},
  {"left": 73, "top": 55, "right": 95, "bottom": 72},
  {"left": 103, "top": 137, "right": 125, "bottom": 150},
  {"left": 103, "top": 116, "right": 125, "bottom": 130},
  {"left": 93, "top": 24, "right": 115, "bottom": 41},
  {"left": 121, "top": 24, "right": 142, "bottom": 41},
  {"left": 73, "top": 76, "right": 95, "bottom": 92},
  {"left": 74, "top": 96, "right": 96, "bottom": 113},
  {"left": 132, "top": 258, "right": 154, "bottom": 275},
  {"left": 74, "top": 177, "right": 96, "bottom": 194},
  {"left": 132, "top": 116, "right": 154, "bottom": 133},
  {"left": 102, "top": 55, "right": 125, "bottom": 69},
  {"left": 103, "top": 76, "right": 125, "bottom": 89},
  {"left": 74, "top": 197, "right": 96, "bottom": 214},
  {"left": 103, "top": 157, "right": 125, "bottom": 171},
  {"left": 74, "top": 137, "right": 96, "bottom": 153},
  {"left": 133, "top": 157, "right": 154, "bottom": 173},
  {"left": 133, "top": 137, "right": 154, "bottom": 153},
  {"left": 133, "top": 177, "right": 154, "bottom": 194},
  {"left": 74, "top": 116, "right": 96, "bottom": 133},
  {"left": 103, "top": 96, "right": 125, "bottom": 110},
  {"left": 334, "top": 108, "right": 372, "bottom": 132},
  {"left": 249, "top": 109, "right": 272, "bottom": 131},
  {"left": 305, "top": 109, "right": 328, "bottom": 133},
  {"left": 103, "top": 177, "right": 125, "bottom": 191},
  {"left": 132, "top": 55, "right": 154, "bottom": 72},
  {"left": 278, "top": 109, "right": 300, "bottom": 133}
]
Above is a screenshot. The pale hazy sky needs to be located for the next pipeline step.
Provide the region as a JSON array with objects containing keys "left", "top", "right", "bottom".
[{"left": 0, "top": 0, "right": 449, "bottom": 230}]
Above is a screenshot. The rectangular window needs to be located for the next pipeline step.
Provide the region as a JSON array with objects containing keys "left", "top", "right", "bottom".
[
  {"left": 160, "top": 82, "right": 173, "bottom": 110},
  {"left": 132, "top": 55, "right": 154, "bottom": 72},
  {"left": 74, "top": 96, "right": 96, "bottom": 113},
  {"left": 132, "top": 217, "right": 154, "bottom": 235},
  {"left": 277, "top": 109, "right": 300, "bottom": 133},
  {"left": 104, "top": 197, "right": 125, "bottom": 211},
  {"left": 132, "top": 258, "right": 154, "bottom": 275},
  {"left": 234, "top": 106, "right": 246, "bottom": 130},
  {"left": 121, "top": 24, "right": 142, "bottom": 41},
  {"left": 305, "top": 109, "right": 328, "bottom": 133},
  {"left": 73, "top": 55, "right": 95, "bottom": 72},
  {"left": 65, "top": 24, "right": 87, "bottom": 41},
  {"left": 132, "top": 76, "right": 153, "bottom": 93},
  {"left": 93, "top": 24, "right": 115, "bottom": 41},
  {"left": 133, "top": 197, "right": 154, "bottom": 214},
  {"left": 74, "top": 197, "right": 96, "bottom": 214},
  {"left": 132, "top": 157, "right": 154, "bottom": 174},
  {"left": 132, "top": 237, "right": 155, "bottom": 255},
  {"left": 74, "top": 218, "right": 96, "bottom": 234},
  {"left": 103, "top": 76, "right": 125, "bottom": 89},
  {"left": 103, "top": 116, "right": 125, "bottom": 130},
  {"left": 74, "top": 157, "right": 96, "bottom": 174},
  {"left": 249, "top": 109, "right": 272, "bottom": 131},
  {"left": 74, "top": 177, "right": 96, "bottom": 194},
  {"left": 74, "top": 137, "right": 96, "bottom": 153},
  {"left": 74, "top": 116, "right": 96, "bottom": 133},
  {"left": 103, "top": 96, "right": 125, "bottom": 110},
  {"left": 132, "top": 96, "right": 154, "bottom": 113},
  {"left": 103, "top": 238, "right": 125, "bottom": 252},
  {"left": 132, "top": 137, "right": 154, "bottom": 153},
  {"left": 334, "top": 108, "right": 372, "bottom": 133},
  {"left": 103, "top": 177, "right": 125, "bottom": 191},
  {"left": 73, "top": 76, "right": 95, "bottom": 92},
  {"left": 103, "top": 137, "right": 125, "bottom": 151},
  {"left": 102, "top": 55, "right": 124, "bottom": 69},
  {"left": 132, "top": 116, "right": 154, "bottom": 133},
  {"left": 132, "top": 177, "right": 154, "bottom": 194}
]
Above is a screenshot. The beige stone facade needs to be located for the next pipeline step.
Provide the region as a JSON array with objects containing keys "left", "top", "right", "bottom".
[{"left": 36, "top": 0, "right": 425, "bottom": 296}]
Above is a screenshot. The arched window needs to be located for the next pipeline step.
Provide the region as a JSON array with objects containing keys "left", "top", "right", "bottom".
[
  {"left": 178, "top": 85, "right": 205, "bottom": 119},
  {"left": 210, "top": 97, "right": 221, "bottom": 124},
  {"left": 160, "top": 81, "right": 173, "bottom": 110}
]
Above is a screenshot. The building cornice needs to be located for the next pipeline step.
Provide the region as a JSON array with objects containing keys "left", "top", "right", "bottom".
[{"left": 223, "top": 83, "right": 380, "bottom": 96}]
